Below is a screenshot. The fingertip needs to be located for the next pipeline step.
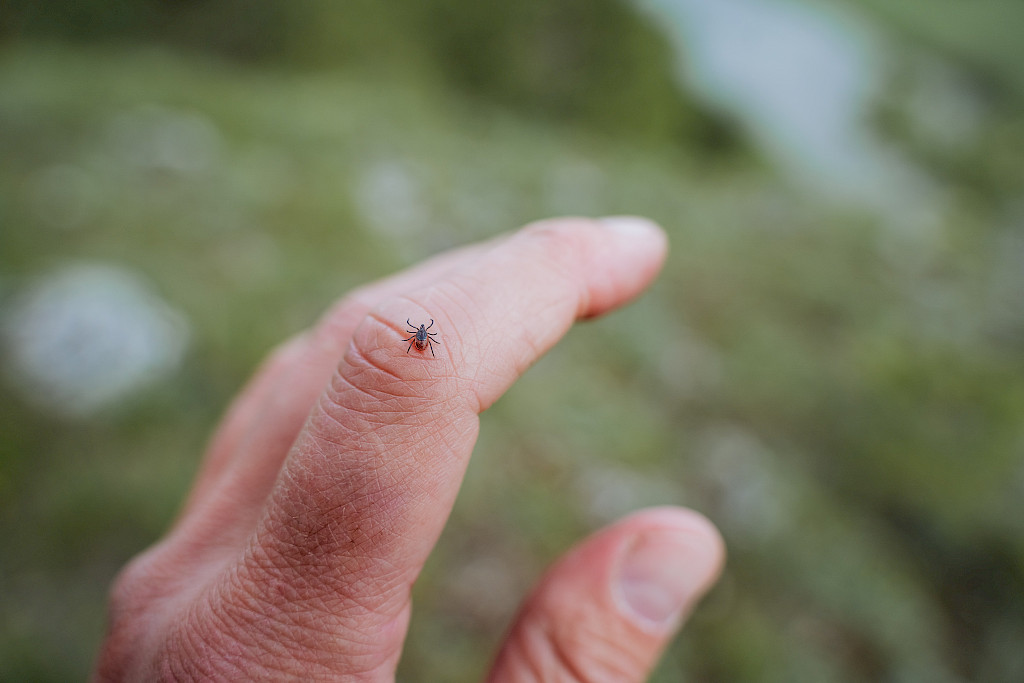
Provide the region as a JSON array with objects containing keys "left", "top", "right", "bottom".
[
  {"left": 521, "top": 215, "right": 667, "bottom": 261},
  {"left": 612, "top": 507, "right": 725, "bottom": 631},
  {"left": 598, "top": 215, "right": 668, "bottom": 252},
  {"left": 516, "top": 215, "right": 667, "bottom": 319},
  {"left": 590, "top": 216, "right": 668, "bottom": 317},
  {"left": 488, "top": 506, "right": 723, "bottom": 683},
  {"left": 616, "top": 506, "right": 726, "bottom": 570}
]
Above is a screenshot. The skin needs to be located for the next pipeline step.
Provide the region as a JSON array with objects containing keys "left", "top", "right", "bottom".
[{"left": 93, "top": 216, "right": 726, "bottom": 682}]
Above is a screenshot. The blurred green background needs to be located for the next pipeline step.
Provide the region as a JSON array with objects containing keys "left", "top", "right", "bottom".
[{"left": 2, "top": 1, "right": 1023, "bottom": 680}]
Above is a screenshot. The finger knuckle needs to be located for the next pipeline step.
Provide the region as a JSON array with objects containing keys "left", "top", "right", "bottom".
[
  {"left": 106, "top": 546, "right": 171, "bottom": 625},
  {"left": 507, "top": 608, "right": 647, "bottom": 683},
  {"left": 316, "top": 310, "right": 459, "bottom": 429},
  {"left": 96, "top": 546, "right": 180, "bottom": 680}
]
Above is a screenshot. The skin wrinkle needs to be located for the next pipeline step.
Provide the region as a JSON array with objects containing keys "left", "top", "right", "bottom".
[
  {"left": 328, "top": 365, "right": 453, "bottom": 426},
  {"left": 503, "top": 592, "right": 641, "bottom": 683},
  {"left": 543, "top": 622, "right": 593, "bottom": 683},
  {"left": 240, "top": 574, "right": 406, "bottom": 671},
  {"left": 211, "top": 565, "right": 285, "bottom": 648},
  {"left": 347, "top": 319, "right": 408, "bottom": 383},
  {"left": 364, "top": 292, "right": 445, "bottom": 340},
  {"left": 427, "top": 276, "right": 481, "bottom": 359},
  {"left": 247, "top": 437, "right": 453, "bottom": 649},
  {"left": 300, "top": 415, "right": 422, "bottom": 484},
  {"left": 364, "top": 309, "right": 435, "bottom": 355},
  {"left": 307, "top": 399, "right": 382, "bottom": 448},
  {"left": 429, "top": 277, "right": 498, "bottom": 413},
  {"left": 195, "top": 586, "right": 373, "bottom": 681},
  {"left": 516, "top": 633, "right": 546, "bottom": 683},
  {"left": 311, "top": 335, "right": 470, "bottom": 467},
  {"left": 263, "top": 458, "right": 411, "bottom": 568},
  {"left": 521, "top": 621, "right": 587, "bottom": 683},
  {"left": 417, "top": 280, "right": 481, "bottom": 395},
  {"left": 231, "top": 540, "right": 400, "bottom": 658},
  {"left": 335, "top": 325, "right": 460, "bottom": 411},
  {"left": 567, "top": 617, "right": 642, "bottom": 681},
  {"left": 304, "top": 401, "right": 453, "bottom": 468},
  {"left": 104, "top": 543, "right": 222, "bottom": 671},
  {"left": 240, "top": 573, "right": 365, "bottom": 650},
  {"left": 490, "top": 510, "right": 689, "bottom": 683},
  {"left": 339, "top": 376, "right": 421, "bottom": 415},
  {"left": 525, "top": 638, "right": 548, "bottom": 683},
  {"left": 321, "top": 378, "right": 416, "bottom": 428},
  {"left": 332, "top": 361, "right": 405, "bottom": 406},
  {"left": 160, "top": 597, "right": 250, "bottom": 681}
]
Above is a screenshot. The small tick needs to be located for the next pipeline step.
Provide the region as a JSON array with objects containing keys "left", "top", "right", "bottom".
[{"left": 404, "top": 319, "right": 441, "bottom": 357}]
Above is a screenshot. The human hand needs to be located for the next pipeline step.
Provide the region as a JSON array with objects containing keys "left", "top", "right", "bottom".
[{"left": 93, "top": 217, "right": 725, "bottom": 682}]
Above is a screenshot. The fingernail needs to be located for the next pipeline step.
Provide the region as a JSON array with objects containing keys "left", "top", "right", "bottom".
[
  {"left": 615, "top": 528, "right": 720, "bottom": 628},
  {"left": 599, "top": 215, "right": 663, "bottom": 239}
]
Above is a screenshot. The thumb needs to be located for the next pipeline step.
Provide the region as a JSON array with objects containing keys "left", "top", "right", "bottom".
[{"left": 487, "top": 507, "right": 724, "bottom": 683}]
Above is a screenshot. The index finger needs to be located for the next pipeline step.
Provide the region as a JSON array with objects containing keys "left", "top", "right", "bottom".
[{"left": 225, "top": 217, "right": 668, "bottom": 669}]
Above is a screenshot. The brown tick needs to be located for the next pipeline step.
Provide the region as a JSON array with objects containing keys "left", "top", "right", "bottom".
[{"left": 405, "top": 319, "right": 440, "bottom": 357}]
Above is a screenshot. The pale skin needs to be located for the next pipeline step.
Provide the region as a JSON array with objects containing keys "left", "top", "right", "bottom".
[{"left": 93, "top": 217, "right": 726, "bottom": 682}]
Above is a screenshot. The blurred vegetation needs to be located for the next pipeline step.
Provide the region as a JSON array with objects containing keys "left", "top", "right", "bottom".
[
  {"left": 1, "top": 0, "right": 736, "bottom": 151},
  {"left": 1, "top": 1, "right": 1023, "bottom": 681}
]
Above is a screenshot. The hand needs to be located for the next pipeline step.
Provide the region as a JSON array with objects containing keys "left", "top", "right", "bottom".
[{"left": 93, "top": 217, "right": 725, "bottom": 682}]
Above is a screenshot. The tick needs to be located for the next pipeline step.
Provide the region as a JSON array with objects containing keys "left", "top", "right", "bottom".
[{"left": 405, "top": 319, "right": 441, "bottom": 357}]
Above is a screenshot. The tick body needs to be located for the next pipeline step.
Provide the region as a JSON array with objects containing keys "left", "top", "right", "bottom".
[{"left": 404, "top": 319, "right": 441, "bottom": 357}]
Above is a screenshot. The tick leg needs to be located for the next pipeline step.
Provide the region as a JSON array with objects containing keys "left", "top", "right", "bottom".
[
  {"left": 404, "top": 334, "right": 417, "bottom": 341},
  {"left": 407, "top": 341, "right": 414, "bottom": 353},
  {"left": 428, "top": 340, "right": 435, "bottom": 357},
  {"left": 426, "top": 319, "right": 434, "bottom": 330},
  {"left": 407, "top": 319, "right": 413, "bottom": 328}
]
